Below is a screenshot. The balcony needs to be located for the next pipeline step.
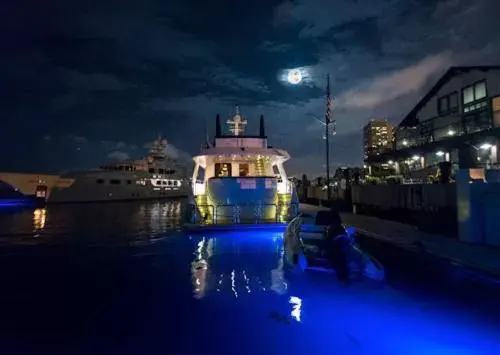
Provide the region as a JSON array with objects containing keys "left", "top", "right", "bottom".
[{"left": 395, "top": 108, "right": 492, "bottom": 151}]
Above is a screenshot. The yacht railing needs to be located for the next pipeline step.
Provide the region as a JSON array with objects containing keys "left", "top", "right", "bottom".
[{"left": 185, "top": 202, "right": 299, "bottom": 225}]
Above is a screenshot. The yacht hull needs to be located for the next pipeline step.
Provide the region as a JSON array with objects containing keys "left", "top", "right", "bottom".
[
  {"left": 203, "top": 177, "right": 298, "bottom": 223},
  {"left": 47, "top": 172, "right": 190, "bottom": 203}
]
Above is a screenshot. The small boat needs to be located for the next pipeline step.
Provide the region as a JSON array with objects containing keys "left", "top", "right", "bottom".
[{"left": 283, "top": 210, "right": 385, "bottom": 281}]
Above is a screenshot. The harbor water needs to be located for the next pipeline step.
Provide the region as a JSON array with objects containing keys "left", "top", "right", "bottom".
[{"left": 0, "top": 200, "right": 499, "bottom": 355}]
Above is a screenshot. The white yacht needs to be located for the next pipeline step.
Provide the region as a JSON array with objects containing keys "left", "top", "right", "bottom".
[
  {"left": 47, "top": 137, "right": 190, "bottom": 203},
  {"left": 190, "top": 106, "right": 299, "bottom": 224}
]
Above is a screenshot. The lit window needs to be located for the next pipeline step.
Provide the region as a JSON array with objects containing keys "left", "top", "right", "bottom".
[
  {"left": 475, "top": 82, "right": 486, "bottom": 100},
  {"left": 463, "top": 81, "right": 487, "bottom": 106},
  {"left": 463, "top": 86, "right": 474, "bottom": 105},
  {"left": 239, "top": 163, "right": 249, "bottom": 176},
  {"left": 215, "top": 163, "right": 232, "bottom": 177}
]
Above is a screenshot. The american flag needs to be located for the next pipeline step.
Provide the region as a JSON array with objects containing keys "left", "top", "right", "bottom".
[{"left": 325, "top": 74, "right": 332, "bottom": 125}]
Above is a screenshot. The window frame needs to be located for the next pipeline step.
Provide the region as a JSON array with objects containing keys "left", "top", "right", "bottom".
[
  {"left": 461, "top": 80, "right": 487, "bottom": 110},
  {"left": 437, "top": 91, "right": 459, "bottom": 115}
]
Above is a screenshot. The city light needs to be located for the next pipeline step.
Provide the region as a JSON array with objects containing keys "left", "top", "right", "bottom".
[
  {"left": 402, "top": 140, "right": 408, "bottom": 146},
  {"left": 412, "top": 155, "right": 420, "bottom": 161},
  {"left": 436, "top": 151, "right": 445, "bottom": 157},
  {"left": 447, "top": 129, "right": 455, "bottom": 136},
  {"left": 388, "top": 160, "right": 394, "bottom": 164},
  {"left": 480, "top": 143, "right": 493, "bottom": 150}
]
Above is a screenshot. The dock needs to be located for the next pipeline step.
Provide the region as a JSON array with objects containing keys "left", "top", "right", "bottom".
[{"left": 300, "top": 203, "right": 500, "bottom": 277}]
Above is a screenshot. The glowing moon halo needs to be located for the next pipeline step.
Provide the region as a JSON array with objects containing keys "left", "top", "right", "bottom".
[{"left": 287, "top": 69, "right": 303, "bottom": 85}]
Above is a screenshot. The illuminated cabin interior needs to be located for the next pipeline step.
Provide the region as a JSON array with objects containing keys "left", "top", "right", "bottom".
[{"left": 192, "top": 106, "right": 297, "bottom": 223}]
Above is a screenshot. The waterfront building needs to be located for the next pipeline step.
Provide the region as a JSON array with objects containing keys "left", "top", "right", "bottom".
[
  {"left": 368, "top": 66, "right": 500, "bottom": 178},
  {"left": 363, "top": 119, "right": 395, "bottom": 177}
]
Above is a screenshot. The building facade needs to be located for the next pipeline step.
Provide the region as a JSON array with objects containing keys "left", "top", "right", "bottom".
[
  {"left": 363, "top": 119, "right": 395, "bottom": 176},
  {"left": 375, "top": 66, "right": 500, "bottom": 177},
  {"left": 363, "top": 119, "right": 394, "bottom": 159}
]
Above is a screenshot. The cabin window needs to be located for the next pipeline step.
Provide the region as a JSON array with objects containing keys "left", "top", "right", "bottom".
[
  {"left": 215, "top": 163, "right": 232, "bottom": 177},
  {"left": 96, "top": 179, "right": 104, "bottom": 184},
  {"left": 168, "top": 180, "right": 173, "bottom": 186},
  {"left": 110, "top": 179, "right": 120, "bottom": 185},
  {"left": 148, "top": 168, "right": 155, "bottom": 173},
  {"left": 165, "top": 169, "right": 175, "bottom": 174},
  {"left": 239, "top": 163, "right": 249, "bottom": 177},
  {"left": 158, "top": 168, "right": 164, "bottom": 174}
]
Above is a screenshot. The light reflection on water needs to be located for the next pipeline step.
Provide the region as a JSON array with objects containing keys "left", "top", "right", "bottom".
[
  {"left": 189, "top": 231, "right": 287, "bottom": 300},
  {"left": 0, "top": 200, "right": 185, "bottom": 243},
  {"left": 0, "top": 200, "right": 499, "bottom": 354}
]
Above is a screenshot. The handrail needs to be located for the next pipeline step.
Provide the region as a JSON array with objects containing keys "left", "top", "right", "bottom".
[
  {"left": 213, "top": 202, "right": 299, "bottom": 224},
  {"left": 187, "top": 204, "right": 214, "bottom": 224}
]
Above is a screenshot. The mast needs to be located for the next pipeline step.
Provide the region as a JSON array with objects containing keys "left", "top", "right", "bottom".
[
  {"left": 325, "top": 74, "right": 332, "bottom": 201},
  {"left": 204, "top": 118, "right": 213, "bottom": 148},
  {"left": 215, "top": 114, "right": 221, "bottom": 137},
  {"left": 259, "top": 114, "right": 266, "bottom": 137},
  {"left": 227, "top": 105, "right": 247, "bottom": 136}
]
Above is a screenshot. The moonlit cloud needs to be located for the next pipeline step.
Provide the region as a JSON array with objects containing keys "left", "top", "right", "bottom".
[
  {"left": 2, "top": 0, "right": 499, "bottom": 174},
  {"left": 336, "top": 52, "right": 454, "bottom": 110}
]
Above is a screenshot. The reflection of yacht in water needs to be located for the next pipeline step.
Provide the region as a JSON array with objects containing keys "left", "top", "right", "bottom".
[
  {"left": 191, "top": 106, "right": 299, "bottom": 223},
  {"left": 190, "top": 232, "right": 286, "bottom": 299},
  {"left": 48, "top": 137, "right": 190, "bottom": 203}
]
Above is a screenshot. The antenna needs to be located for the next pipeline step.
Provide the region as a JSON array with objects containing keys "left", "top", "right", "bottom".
[
  {"left": 227, "top": 105, "right": 247, "bottom": 136},
  {"left": 204, "top": 118, "right": 213, "bottom": 148}
]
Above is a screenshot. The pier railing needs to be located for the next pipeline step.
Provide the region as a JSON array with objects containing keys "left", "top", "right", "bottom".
[{"left": 185, "top": 202, "right": 299, "bottom": 225}]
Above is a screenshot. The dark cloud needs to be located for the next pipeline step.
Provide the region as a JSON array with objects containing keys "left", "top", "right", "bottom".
[{"left": 1, "top": 0, "right": 499, "bottom": 175}]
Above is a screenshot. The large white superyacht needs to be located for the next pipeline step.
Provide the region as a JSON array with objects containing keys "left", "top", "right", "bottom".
[{"left": 47, "top": 137, "right": 191, "bottom": 203}]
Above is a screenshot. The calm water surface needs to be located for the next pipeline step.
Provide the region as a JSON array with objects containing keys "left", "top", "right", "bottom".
[{"left": 0, "top": 200, "right": 499, "bottom": 355}]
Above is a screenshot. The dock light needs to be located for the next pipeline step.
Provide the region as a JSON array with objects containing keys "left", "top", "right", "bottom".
[
  {"left": 480, "top": 143, "right": 493, "bottom": 150},
  {"left": 436, "top": 151, "right": 445, "bottom": 157},
  {"left": 447, "top": 129, "right": 455, "bottom": 136},
  {"left": 388, "top": 160, "right": 394, "bottom": 164},
  {"left": 402, "top": 140, "right": 408, "bottom": 146}
]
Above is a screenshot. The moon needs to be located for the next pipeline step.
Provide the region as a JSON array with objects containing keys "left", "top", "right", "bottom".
[{"left": 287, "top": 69, "right": 302, "bottom": 85}]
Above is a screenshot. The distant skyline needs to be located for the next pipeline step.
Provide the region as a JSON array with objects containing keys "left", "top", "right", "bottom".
[{"left": 2, "top": 0, "right": 500, "bottom": 176}]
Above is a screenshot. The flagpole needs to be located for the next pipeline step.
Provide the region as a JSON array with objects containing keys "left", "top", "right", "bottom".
[{"left": 325, "top": 74, "right": 331, "bottom": 201}]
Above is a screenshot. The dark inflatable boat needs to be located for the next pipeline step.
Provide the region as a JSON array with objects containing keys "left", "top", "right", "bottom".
[{"left": 283, "top": 210, "right": 385, "bottom": 281}]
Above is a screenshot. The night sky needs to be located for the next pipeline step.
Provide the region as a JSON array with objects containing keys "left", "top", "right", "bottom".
[{"left": 2, "top": 0, "right": 499, "bottom": 176}]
